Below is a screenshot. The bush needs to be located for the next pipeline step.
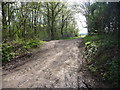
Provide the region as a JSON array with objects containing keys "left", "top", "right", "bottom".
[
  {"left": 84, "top": 35, "right": 119, "bottom": 87},
  {"left": 2, "top": 43, "right": 15, "bottom": 62},
  {"left": 2, "top": 39, "right": 45, "bottom": 62}
]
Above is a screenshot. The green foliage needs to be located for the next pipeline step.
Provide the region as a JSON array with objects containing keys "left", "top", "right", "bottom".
[
  {"left": 2, "top": 2, "right": 78, "bottom": 42},
  {"left": 107, "top": 58, "right": 119, "bottom": 84},
  {"left": 85, "top": 2, "right": 120, "bottom": 35},
  {"left": 2, "top": 39, "right": 45, "bottom": 62},
  {"left": 84, "top": 35, "right": 99, "bottom": 42},
  {"left": 56, "top": 35, "right": 82, "bottom": 40},
  {"left": 1, "top": 2, "right": 78, "bottom": 63},
  {"left": 23, "top": 39, "right": 44, "bottom": 49},
  {"left": 84, "top": 35, "right": 119, "bottom": 87},
  {"left": 77, "top": 1, "right": 120, "bottom": 87},
  {"left": 2, "top": 43, "right": 15, "bottom": 62}
]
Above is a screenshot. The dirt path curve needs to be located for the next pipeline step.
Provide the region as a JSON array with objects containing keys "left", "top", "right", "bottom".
[{"left": 2, "top": 38, "right": 110, "bottom": 88}]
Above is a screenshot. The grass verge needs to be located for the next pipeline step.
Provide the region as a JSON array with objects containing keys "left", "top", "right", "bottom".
[{"left": 57, "top": 35, "right": 86, "bottom": 40}]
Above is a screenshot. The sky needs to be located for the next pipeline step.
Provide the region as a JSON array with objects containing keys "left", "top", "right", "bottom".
[
  {"left": 75, "top": 13, "right": 88, "bottom": 34},
  {"left": 66, "top": 0, "right": 88, "bottom": 34}
]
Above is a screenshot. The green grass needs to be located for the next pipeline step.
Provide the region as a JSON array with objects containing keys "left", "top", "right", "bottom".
[
  {"left": 57, "top": 35, "right": 86, "bottom": 40},
  {"left": 62, "top": 36, "right": 81, "bottom": 39}
]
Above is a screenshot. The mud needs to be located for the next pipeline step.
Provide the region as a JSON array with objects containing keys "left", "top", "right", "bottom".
[{"left": 2, "top": 38, "right": 110, "bottom": 88}]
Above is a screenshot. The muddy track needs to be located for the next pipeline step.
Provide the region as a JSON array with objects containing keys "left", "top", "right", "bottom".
[{"left": 2, "top": 38, "right": 110, "bottom": 88}]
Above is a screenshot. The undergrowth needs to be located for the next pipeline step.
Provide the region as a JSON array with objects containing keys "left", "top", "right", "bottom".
[
  {"left": 84, "top": 34, "right": 120, "bottom": 87},
  {"left": 2, "top": 39, "right": 45, "bottom": 62}
]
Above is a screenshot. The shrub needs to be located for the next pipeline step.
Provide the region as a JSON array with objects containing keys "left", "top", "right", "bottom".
[
  {"left": 2, "top": 39, "right": 45, "bottom": 62},
  {"left": 84, "top": 35, "right": 119, "bottom": 87}
]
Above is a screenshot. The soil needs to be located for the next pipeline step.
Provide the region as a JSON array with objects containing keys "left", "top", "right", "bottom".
[{"left": 2, "top": 38, "right": 111, "bottom": 88}]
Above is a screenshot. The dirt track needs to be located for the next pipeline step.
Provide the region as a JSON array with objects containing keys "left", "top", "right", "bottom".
[{"left": 2, "top": 38, "right": 110, "bottom": 88}]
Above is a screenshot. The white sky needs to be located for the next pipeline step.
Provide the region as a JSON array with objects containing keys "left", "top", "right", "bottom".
[
  {"left": 75, "top": 13, "right": 88, "bottom": 34},
  {"left": 66, "top": 0, "right": 88, "bottom": 34}
]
